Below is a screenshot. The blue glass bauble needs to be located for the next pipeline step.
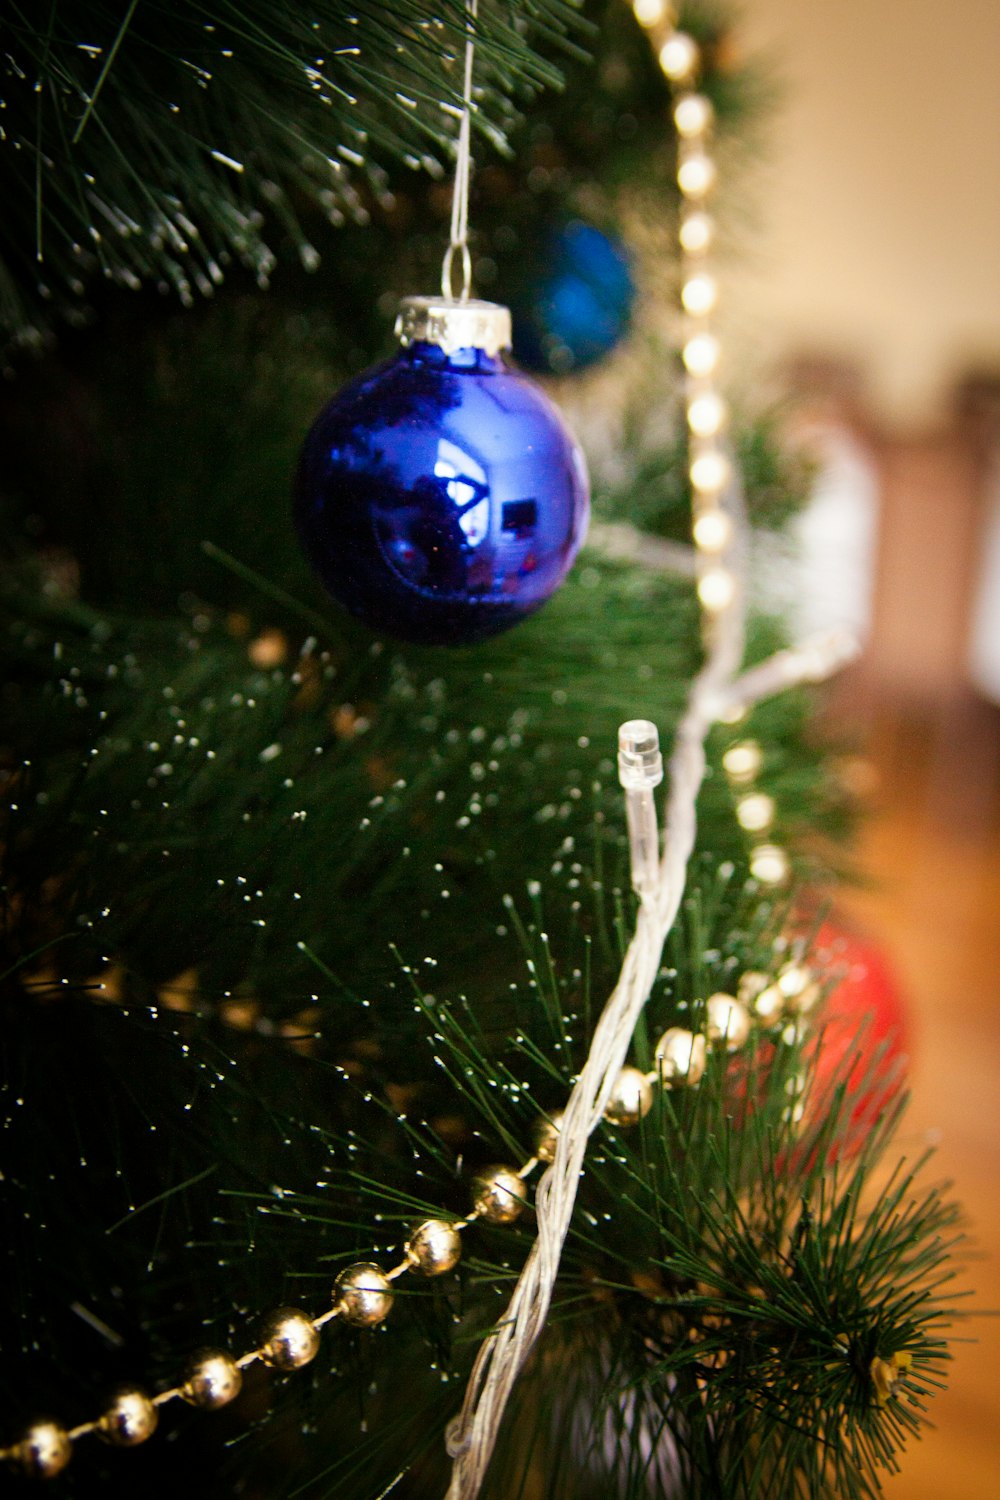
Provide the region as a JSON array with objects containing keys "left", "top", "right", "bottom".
[
  {"left": 511, "top": 221, "right": 635, "bottom": 376},
  {"left": 295, "top": 299, "right": 589, "bottom": 646}
]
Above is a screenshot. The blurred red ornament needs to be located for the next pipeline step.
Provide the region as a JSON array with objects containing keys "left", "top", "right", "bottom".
[{"left": 807, "top": 919, "right": 911, "bottom": 1143}]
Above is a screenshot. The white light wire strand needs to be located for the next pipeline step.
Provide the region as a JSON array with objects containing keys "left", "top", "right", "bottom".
[
  {"left": 441, "top": 4, "right": 860, "bottom": 1487},
  {"left": 443, "top": 496, "right": 860, "bottom": 1499},
  {"left": 444, "top": 468, "right": 751, "bottom": 1500},
  {"left": 441, "top": 0, "right": 478, "bottom": 302}
]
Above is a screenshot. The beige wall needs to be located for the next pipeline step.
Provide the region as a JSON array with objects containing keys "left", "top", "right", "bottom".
[{"left": 729, "top": 0, "right": 1000, "bottom": 428}]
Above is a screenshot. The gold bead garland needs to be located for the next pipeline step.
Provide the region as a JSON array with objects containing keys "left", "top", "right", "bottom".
[
  {"left": 631, "top": 2, "right": 735, "bottom": 621},
  {"left": 1, "top": 943, "right": 822, "bottom": 1480},
  {"left": 607, "top": 0, "right": 799, "bottom": 1237},
  {"left": 721, "top": 736, "right": 793, "bottom": 887},
  {"left": 0, "top": 1150, "right": 541, "bottom": 1477}
]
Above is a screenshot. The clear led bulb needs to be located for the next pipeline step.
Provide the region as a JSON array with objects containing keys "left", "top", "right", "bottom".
[{"left": 618, "top": 719, "right": 664, "bottom": 898}]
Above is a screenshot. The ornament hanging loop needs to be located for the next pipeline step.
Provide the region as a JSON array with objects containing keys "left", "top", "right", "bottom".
[
  {"left": 441, "top": 0, "right": 478, "bottom": 304},
  {"left": 441, "top": 241, "right": 473, "bottom": 303}
]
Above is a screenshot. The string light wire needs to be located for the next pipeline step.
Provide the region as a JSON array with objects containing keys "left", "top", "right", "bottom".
[
  {"left": 441, "top": 8, "right": 858, "bottom": 1496},
  {"left": 443, "top": 453, "right": 750, "bottom": 1499}
]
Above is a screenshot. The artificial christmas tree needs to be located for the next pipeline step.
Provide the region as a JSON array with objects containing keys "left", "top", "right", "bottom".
[{"left": 1, "top": 4, "right": 964, "bottom": 1497}]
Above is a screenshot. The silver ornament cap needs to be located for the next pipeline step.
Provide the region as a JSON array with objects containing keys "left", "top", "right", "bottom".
[{"left": 394, "top": 296, "right": 512, "bottom": 358}]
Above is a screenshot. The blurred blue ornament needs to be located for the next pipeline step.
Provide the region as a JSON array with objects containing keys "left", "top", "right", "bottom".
[
  {"left": 511, "top": 221, "right": 636, "bottom": 375},
  {"left": 295, "top": 297, "right": 589, "bottom": 646}
]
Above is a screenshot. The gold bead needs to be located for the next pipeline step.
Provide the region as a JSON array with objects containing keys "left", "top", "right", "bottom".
[
  {"left": 777, "top": 964, "right": 821, "bottom": 1014},
  {"left": 679, "top": 209, "right": 714, "bottom": 256},
  {"left": 181, "top": 1350, "right": 243, "bottom": 1410},
  {"left": 753, "top": 982, "right": 785, "bottom": 1021},
  {"left": 406, "top": 1220, "right": 463, "bottom": 1277},
  {"left": 15, "top": 1420, "right": 72, "bottom": 1479},
  {"left": 687, "top": 392, "right": 727, "bottom": 439},
  {"left": 736, "top": 792, "right": 776, "bottom": 834},
  {"left": 749, "top": 843, "right": 790, "bottom": 886},
  {"left": 697, "top": 566, "right": 735, "bottom": 612},
  {"left": 683, "top": 333, "right": 721, "bottom": 380},
  {"left": 471, "top": 1165, "right": 528, "bottom": 1224},
  {"left": 692, "top": 509, "right": 730, "bottom": 552},
  {"left": 690, "top": 448, "right": 728, "bottom": 494},
  {"left": 98, "top": 1387, "right": 158, "bottom": 1448},
  {"left": 659, "top": 32, "right": 699, "bottom": 83},
  {"left": 722, "top": 741, "right": 763, "bottom": 786},
  {"left": 677, "top": 150, "right": 717, "bottom": 200},
  {"left": 654, "top": 1027, "right": 707, "bottom": 1085},
  {"left": 633, "top": 0, "right": 673, "bottom": 28},
  {"left": 737, "top": 970, "right": 769, "bottom": 1006},
  {"left": 681, "top": 271, "right": 717, "bottom": 316},
  {"left": 258, "top": 1307, "right": 320, "bottom": 1370},
  {"left": 705, "top": 993, "right": 752, "bottom": 1051},
  {"left": 334, "top": 1262, "right": 395, "bottom": 1327},
  {"left": 674, "top": 92, "right": 714, "bottom": 138},
  {"left": 532, "top": 1109, "right": 565, "bottom": 1164},
  {"left": 603, "top": 1066, "right": 654, "bottom": 1127}
]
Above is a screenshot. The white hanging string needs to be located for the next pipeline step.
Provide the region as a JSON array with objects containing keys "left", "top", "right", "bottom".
[{"left": 441, "top": 0, "right": 478, "bottom": 302}]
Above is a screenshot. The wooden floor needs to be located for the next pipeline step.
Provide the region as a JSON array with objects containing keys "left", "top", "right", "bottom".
[{"left": 836, "top": 696, "right": 1000, "bottom": 1497}]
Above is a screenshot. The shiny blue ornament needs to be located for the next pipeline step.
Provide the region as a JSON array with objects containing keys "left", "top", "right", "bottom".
[
  {"left": 295, "top": 298, "right": 589, "bottom": 646},
  {"left": 512, "top": 221, "right": 636, "bottom": 375}
]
